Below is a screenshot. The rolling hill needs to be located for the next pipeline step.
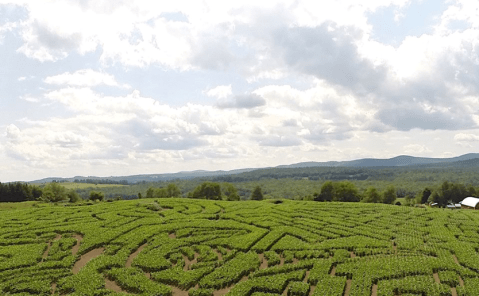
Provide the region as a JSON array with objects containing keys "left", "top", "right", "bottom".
[{"left": 29, "top": 153, "right": 479, "bottom": 184}]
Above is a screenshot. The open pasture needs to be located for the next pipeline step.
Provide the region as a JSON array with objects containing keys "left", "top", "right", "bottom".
[
  {"left": 2, "top": 199, "right": 479, "bottom": 295},
  {"left": 58, "top": 183, "right": 128, "bottom": 190}
]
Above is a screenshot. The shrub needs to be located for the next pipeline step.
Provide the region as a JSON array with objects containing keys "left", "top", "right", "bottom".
[{"left": 89, "top": 191, "right": 104, "bottom": 201}]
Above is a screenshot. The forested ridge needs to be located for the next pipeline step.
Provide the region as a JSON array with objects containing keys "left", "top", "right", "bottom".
[{"left": 2, "top": 158, "right": 479, "bottom": 206}]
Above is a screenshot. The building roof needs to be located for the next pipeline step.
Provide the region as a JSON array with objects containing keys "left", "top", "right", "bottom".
[{"left": 460, "top": 197, "right": 479, "bottom": 208}]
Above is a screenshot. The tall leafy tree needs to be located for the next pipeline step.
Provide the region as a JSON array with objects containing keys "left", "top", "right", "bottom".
[
  {"left": 67, "top": 190, "right": 81, "bottom": 203},
  {"left": 167, "top": 184, "right": 181, "bottom": 197},
  {"left": 316, "top": 181, "right": 334, "bottom": 202},
  {"left": 334, "top": 181, "right": 360, "bottom": 202},
  {"left": 41, "top": 182, "right": 68, "bottom": 202},
  {"left": 362, "top": 187, "right": 382, "bottom": 203},
  {"left": 190, "top": 182, "right": 222, "bottom": 200},
  {"left": 420, "top": 188, "right": 431, "bottom": 204},
  {"left": 222, "top": 183, "right": 240, "bottom": 201},
  {"left": 429, "top": 190, "right": 446, "bottom": 206},
  {"left": 382, "top": 185, "right": 397, "bottom": 204},
  {"left": 251, "top": 186, "right": 264, "bottom": 201},
  {"left": 146, "top": 187, "right": 155, "bottom": 199}
]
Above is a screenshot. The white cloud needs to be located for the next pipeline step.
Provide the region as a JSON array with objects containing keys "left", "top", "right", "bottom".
[
  {"left": 205, "top": 85, "right": 232, "bottom": 99},
  {"left": 454, "top": 133, "right": 479, "bottom": 142},
  {"left": 5, "top": 124, "right": 20, "bottom": 139},
  {"left": 3, "top": 0, "right": 479, "bottom": 181},
  {"left": 20, "top": 96, "right": 39, "bottom": 103},
  {"left": 403, "top": 144, "right": 432, "bottom": 154},
  {"left": 44, "top": 69, "right": 129, "bottom": 88}
]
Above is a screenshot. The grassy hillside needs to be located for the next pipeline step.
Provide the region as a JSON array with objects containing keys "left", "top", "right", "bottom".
[{"left": 1, "top": 199, "right": 479, "bottom": 295}]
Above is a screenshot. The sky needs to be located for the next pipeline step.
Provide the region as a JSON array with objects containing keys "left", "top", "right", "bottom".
[{"left": 1, "top": 0, "right": 479, "bottom": 182}]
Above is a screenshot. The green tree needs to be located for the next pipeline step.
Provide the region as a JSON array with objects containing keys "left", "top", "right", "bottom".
[
  {"left": 420, "top": 188, "right": 431, "bottom": 204},
  {"left": 429, "top": 190, "right": 445, "bottom": 206},
  {"left": 251, "top": 186, "right": 264, "bottom": 201},
  {"left": 146, "top": 184, "right": 181, "bottom": 199},
  {"left": 155, "top": 188, "right": 168, "bottom": 198},
  {"left": 89, "top": 191, "right": 104, "bottom": 201},
  {"left": 31, "top": 186, "right": 43, "bottom": 200},
  {"left": 333, "top": 181, "right": 360, "bottom": 202},
  {"left": 146, "top": 187, "right": 155, "bottom": 199},
  {"left": 41, "top": 182, "right": 68, "bottom": 202},
  {"left": 445, "top": 182, "right": 467, "bottom": 203},
  {"left": 222, "top": 183, "right": 240, "bottom": 201},
  {"left": 67, "top": 189, "right": 81, "bottom": 203},
  {"left": 167, "top": 184, "right": 181, "bottom": 197},
  {"left": 467, "top": 185, "right": 476, "bottom": 197},
  {"left": 382, "top": 185, "right": 397, "bottom": 204},
  {"left": 190, "top": 182, "right": 222, "bottom": 200},
  {"left": 315, "top": 181, "right": 334, "bottom": 202},
  {"left": 362, "top": 187, "right": 382, "bottom": 203},
  {"left": 403, "top": 192, "right": 415, "bottom": 206}
]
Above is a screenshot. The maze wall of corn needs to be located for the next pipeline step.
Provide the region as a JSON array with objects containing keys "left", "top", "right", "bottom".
[{"left": 2, "top": 198, "right": 479, "bottom": 296}]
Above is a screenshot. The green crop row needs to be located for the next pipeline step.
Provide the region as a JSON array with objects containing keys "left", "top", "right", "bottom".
[
  {"left": 2, "top": 198, "right": 479, "bottom": 295},
  {"left": 106, "top": 267, "right": 171, "bottom": 295},
  {"left": 199, "top": 251, "right": 260, "bottom": 289}
]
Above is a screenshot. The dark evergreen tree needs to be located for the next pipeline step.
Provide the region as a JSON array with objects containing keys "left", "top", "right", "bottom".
[
  {"left": 421, "top": 188, "right": 431, "bottom": 204},
  {"left": 317, "top": 181, "right": 334, "bottom": 202},
  {"left": 251, "top": 186, "right": 264, "bottom": 201},
  {"left": 382, "top": 185, "right": 397, "bottom": 204}
]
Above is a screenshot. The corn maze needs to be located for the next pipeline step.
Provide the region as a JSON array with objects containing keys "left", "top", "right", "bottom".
[{"left": 2, "top": 199, "right": 479, "bottom": 295}]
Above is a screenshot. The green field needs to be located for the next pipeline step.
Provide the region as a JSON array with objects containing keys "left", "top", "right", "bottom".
[
  {"left": 58, "top": 182, "right": 128, "bottom": 190},
  {"left": 2, "top": 199, "right": 479, "bottom": 295},
  {"left": 0, "top": 201, "right": 41, "bottom": 211}
]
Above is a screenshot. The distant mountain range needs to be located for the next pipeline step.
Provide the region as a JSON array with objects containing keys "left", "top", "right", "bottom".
[
  {"left": 276, "top": 153, "right": 479, "bottom": 168},
  {"left": 29, "top": 153, "right": 479, "bottom": 184}
]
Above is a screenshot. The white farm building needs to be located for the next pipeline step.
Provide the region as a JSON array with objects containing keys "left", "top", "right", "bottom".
[{"left": 460, "top": 197, "right": 479, "bottom": 209}]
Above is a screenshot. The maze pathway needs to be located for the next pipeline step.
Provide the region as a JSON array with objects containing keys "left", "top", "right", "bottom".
[{"left": 1, "top": 199, "right": 479, "bottom": 295}]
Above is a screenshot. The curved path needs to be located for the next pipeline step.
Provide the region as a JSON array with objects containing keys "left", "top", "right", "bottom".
[{"left": 72, "top": 248, "right": 105, "bottom": 274}]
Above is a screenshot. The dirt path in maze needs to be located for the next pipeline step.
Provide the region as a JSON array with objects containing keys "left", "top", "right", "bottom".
[
  {"left": 72, "top": 247, "right": 105, "bottom": 274},
  {"left": 125, "top": 243, "right": 148, "bottom": 268},
  {"left": 211, "top": 275, "right": 249, "bottom": 296},
  {"left": 214, "top": 249, "right": 223, "bottom": 261},
  {"left": 343, "top": 279, "right": 352, "bottom": 296},
  {"left": 103, "top": 242, "right": 149, "bottom": 294},
  {"left": 172, "top": 286, "right": 189, "bottom": 296},
  {"left": 330, "top": 265, "right": 336, "bottom": 276},
  {"left": 104, "top": 277, "right": 129, "bottom": 293},
  {"left": 42, "top": 234, "right": 62, "bottom": 262},
  {"left": 51, "top": 282, "right": 56, "bottom": 295},
  {"left": 71, "top": 234, "right": 83, "bottom": 256},
  {"left": 259, "top": 253, "right": 268, "bottom": 269},
  {"left": 182, "top": 253, "right": 199, "bottom": 271},
  {"left": 371, "top": 284, "right": 378, "bottom": 296}
]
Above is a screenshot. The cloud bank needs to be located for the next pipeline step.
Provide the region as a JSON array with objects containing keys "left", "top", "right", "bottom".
[{"left": 1, "top": 0, "right": 479, "bottom": 181}]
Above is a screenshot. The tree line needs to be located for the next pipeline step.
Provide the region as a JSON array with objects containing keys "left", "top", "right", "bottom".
[
  {"left": 143, "top": 182, "right": 264, "bottom": 201},
  {"left": 1, "top": 178, "right": 476, "bottom": 207},
  {"left": 0, "top": 182, "right": 42, "bottom": 202},
  {"left": 74, "top": 179, "right": 129, "bottom": 185}
]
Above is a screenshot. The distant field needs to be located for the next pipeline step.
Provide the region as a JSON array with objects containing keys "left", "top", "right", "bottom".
[
  {"left": 0, "top": 201, "right": 41, "bottom": 211},
  {"left": 59, "top": 182, "right": 128, "bottom": 190},
  {"left": 1, "top": 199, "right": 479, "bottom": 295}
]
